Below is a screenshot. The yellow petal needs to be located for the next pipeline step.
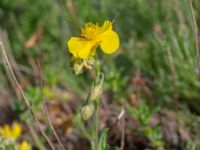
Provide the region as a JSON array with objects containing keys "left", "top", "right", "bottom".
[
  {"left": 12, "top": 123, "right": 22, "bottom": 139},
  {"left": 68, "top": 37, "right": 96, "bottom": 59},
  {"left": 20, "top": 141, "right": 32, "bottom": 150},
  {"left": 68, "top": 37, "right": 84, "bottom": 58},
  {"left": 100, "top": 31, "right": 119, "bottom": 54},
  {"left": 3, "top": 125, "right": 12, "bottom": 138},
  {"left": 101, "top": 20, "right": 112, "bottom": 32}
]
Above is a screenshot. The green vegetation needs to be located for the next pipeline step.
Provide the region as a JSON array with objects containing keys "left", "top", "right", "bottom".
[{"left": 0, "top": 0, "right": 200, "bottom": 149}]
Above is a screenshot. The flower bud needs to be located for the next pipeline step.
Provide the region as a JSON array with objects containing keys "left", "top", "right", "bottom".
[
  {"left": 90, "top": 84, "right": 103, "bottom": 101},
  {"left": 83, "top": 59, "right": 95, "bottom": 70},
  {"left": 89, "top": 73, "right": 104, "bottom": 101},
  {"left": 73, "top": 60, "right": 84, "bottom": 75},
  {"left": 71, "top": 58, "right": 95, "bottom": 75},
  {"left": 80, "top": 103, "right": 94, "bottom": 120}
]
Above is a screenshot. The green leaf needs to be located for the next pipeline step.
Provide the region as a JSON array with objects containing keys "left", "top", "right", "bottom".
[{"left": 99, "top": 128, "right": 109, "bottom": 150}]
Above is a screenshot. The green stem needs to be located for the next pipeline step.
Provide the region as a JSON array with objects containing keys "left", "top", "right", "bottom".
[
  {"left": 95, "top": 101, "right": 99, "bottom": 150},
  {"left": 91, "top": 61, "right": 102, "bottom": 150}
]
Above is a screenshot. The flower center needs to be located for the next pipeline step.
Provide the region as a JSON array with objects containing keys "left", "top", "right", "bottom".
[{"left": 81, "top": 23, "right": 101, "bottom": 40}]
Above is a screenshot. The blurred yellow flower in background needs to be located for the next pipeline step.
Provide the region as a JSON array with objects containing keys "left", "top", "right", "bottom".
[
  {"left": 19, "top": 140, "right": 32, "bottom": 150},
  {"left": 68, "top": 20, "right": 120, "bottom": 59},
  {"left": 0, "top": 122, "right": 22, "bottom": 140}
]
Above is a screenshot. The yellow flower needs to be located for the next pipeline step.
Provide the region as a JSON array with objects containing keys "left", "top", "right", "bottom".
[
  {"left": 19, "top": 140, "right": 32, "bottom": 150},
  {"left": 0, "top": 123, "right": 22, "bottom": 140},
  {"left": 68, "top": 20, "right": 120, "bottom": 59}
]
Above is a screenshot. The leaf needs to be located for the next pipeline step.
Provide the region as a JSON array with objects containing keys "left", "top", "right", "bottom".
[{"left": 99, "top": 128, "right": 109, "bottom": 150}]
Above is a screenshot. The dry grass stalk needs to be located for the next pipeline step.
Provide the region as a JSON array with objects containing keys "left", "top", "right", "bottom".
[{"left": 0, "top": 41, "right": 56, "bottom": 150}]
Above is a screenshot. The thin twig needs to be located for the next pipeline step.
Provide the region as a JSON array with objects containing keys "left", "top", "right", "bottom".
[
  {"left": 42, "top": 100, "right": 65, "bottom": 150},
  {"left": 0, "top": 29, "right": 25, "bottom": 82},
  {"left": 37, "top": 59, "right": 65, "bottom": 150},
  {"left": 0, "top": 29, "right": 21, "bottom": 98},
  {"left": 120, "top": 106, "right": 125, "bottom": 150},
  {"left": 112, "top": 13, "right": 120, "bottom": 24},
  {"left": 0, "top": 41, "right": 55, "bottom": 150},
  {"left": 28, "top": 126, "right": 46, "bottom": 150},
  {"left": 189, "top": 0, "right": 200, "bottom": 76},
  {"left": 109, "top": 109, "right": 125, "bottom": 133}
]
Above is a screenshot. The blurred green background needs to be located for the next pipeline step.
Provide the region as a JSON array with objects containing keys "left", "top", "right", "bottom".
[
  {"left": 0, "top": 0, "right": 200, "bottom": 149},
  {"left": 1, "top": 0, "right": 200, "bottom": 109}
]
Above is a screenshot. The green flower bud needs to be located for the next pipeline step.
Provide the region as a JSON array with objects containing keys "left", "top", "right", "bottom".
[
  {"left": 89, "top": 73, "right": 104, "bottom": 101},
  {"left": 73, "top": 59, "right": 84, "bottom": 75},
  {"left": 90, "top": 84, "right": 103, "bottom": 101},
  {"left": 80, "top": 103, "right": 95, "bottom": 120},
  {"left": 71, "top": 58, "right": 95, "bottom": 75}
]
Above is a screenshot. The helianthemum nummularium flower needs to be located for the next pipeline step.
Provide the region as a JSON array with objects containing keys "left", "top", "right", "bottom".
[
  {"left": 0, "top": 122, "right": 22, "bottom": 140},
  {"left": 19, "top": 140, "right": 32, "bottom": 150},
  {"left": 0, "top": 123, "right": 32, "bottom": 150},
  {"left": 68, "top": 20, "right": 119, "bottom": 149},
  {"left": 68, "top": 20, "right": 120, "bottom": 59}
]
